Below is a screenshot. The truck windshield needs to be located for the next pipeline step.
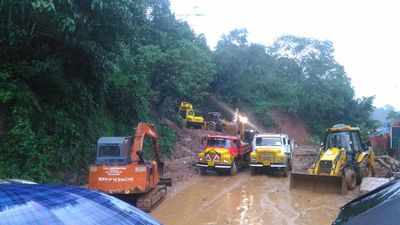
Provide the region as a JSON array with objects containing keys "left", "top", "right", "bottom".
[
  {"left": 255, "top": 137, "right": 281, "bottom": 146},
  {"left": 325, "top": 131, "right": 352, "bottom": 151},
  {"left": 207, "top": 138, "right": 231, "bottom": 148},
  {"left": 98, "top": 144, "right": 121, "bottom": 158}
]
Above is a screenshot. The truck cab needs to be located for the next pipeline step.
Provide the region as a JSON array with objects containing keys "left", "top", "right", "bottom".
[
  {"left": 196, "top": 135, "right": 251, "bottom": 175},
  {"left": 250, "top": 133, "right": 293, "bottom": 176}
]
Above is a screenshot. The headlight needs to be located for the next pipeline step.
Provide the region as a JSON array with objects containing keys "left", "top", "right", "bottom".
[
  {"left": 222, "top": 154, "right": 231, "bottom": 161},
  {"left": 277, "top": 153, "right": 286, "bottom": 162},
  {"left": 198, "top": 153, "right": 205, "bottom": 161}
]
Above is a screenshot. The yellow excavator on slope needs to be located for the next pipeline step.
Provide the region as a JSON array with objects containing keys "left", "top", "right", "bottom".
[
  {"left": 178, "top": 101, "right": 205, "bottom": 129},
  {"left": 290, "top": 124, "right": 375, "bottom": 194}
]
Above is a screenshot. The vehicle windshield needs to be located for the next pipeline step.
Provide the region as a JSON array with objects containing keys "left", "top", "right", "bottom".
[
  {"left": 255, "top": 137, "right": 282, "bottom": 146},
  {"left": 207, "top": 138, "right": 231, "bottom": 148},
  {"left": 98, "top": 144, "right": 121, "bottom": 158},
  {"left": 325, "top": 131, "right": 352, "bottom": 151}
]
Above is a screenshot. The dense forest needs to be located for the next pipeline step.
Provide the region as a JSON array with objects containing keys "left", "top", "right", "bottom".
[{"left": 0, "top": 0, "right": 376, "bottom": 183}]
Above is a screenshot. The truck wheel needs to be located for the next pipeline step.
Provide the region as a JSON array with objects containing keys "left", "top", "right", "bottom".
[
  {"left": 230, "top": 161, "right": 238, "bottom": 176},
  {"left": 199, "top": 167, "right": 207, "bottom": 176},
  {"left": 282, "top": 167, "right": 289, "bottom": 177},
  {"left": 344, "top": 168, "right": 357, "bottom": 190},
  {"left": 288, "top": 159, "right": 292, "bottom": 171},
  {"left": 250, "top": 167, "right": 257, "bottom": 175}
]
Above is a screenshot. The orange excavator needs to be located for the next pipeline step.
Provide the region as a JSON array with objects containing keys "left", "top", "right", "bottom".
[{"left": 88, "top": 122, "right": 171, "bottom": 211}]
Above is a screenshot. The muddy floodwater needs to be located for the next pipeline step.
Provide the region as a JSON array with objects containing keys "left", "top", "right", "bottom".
[{"left": 152, "top": 171, "right": 356, "bottom": 225}]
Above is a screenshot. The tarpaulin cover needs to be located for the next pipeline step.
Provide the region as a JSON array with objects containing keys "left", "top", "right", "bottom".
[
  {"left": 0, "top": 182, "right": 161, "bottom": 225},
  {"left": 333, "top": 179, "right": 400, "bottom": 225}
]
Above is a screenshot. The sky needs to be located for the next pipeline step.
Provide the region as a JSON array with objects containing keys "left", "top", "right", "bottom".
[{"left": 170, "top": 0, "right": 400, "bottom": 110}]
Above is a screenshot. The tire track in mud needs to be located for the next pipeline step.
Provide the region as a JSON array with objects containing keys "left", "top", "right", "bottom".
[
  {"left": 152, "top": 171, "right": 352, "bottom": 225},
  {"left": 199, "top": 175, "right": 247, "bottom": 210},
  {"left": 256, "top": 177, "right": 300, "bottom": 225}
]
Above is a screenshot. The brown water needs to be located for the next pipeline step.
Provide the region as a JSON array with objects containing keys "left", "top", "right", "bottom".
[{"left": 152, "top": 172, "right": 356, "bottom": 225}]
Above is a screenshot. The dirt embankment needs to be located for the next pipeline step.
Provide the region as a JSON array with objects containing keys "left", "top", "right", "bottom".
[
  {"left": 291, "top": 145, "right": 319, "bottom": 172},
  {"left": 270, "top": 110, "right": 311, "bottom": 145},
  {"left": 162, "top": 119, "right": 222, "bottom": 183}
]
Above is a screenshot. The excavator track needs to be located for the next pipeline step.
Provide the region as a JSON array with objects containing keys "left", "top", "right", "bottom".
[{"left": 136, "top": 185, "right": 167, "bottom": 212}]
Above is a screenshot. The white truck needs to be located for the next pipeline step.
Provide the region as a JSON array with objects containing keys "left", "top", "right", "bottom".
[{"left": 250, "top": 133, "right": 293, "bottom": 176}]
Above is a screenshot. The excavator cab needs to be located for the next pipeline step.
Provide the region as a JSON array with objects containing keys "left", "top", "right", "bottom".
[
  {"left": 95, "top": 137, "right": 132, "bottom": 165},
  {"left": 88, "top": 123, "right": 171, "bottom": 212}
]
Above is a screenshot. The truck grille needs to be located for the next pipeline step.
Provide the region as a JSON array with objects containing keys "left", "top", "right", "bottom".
[
  {"left": 258, "top": 152, "right": 273, "bottom": 161},
  {"left": 319, "top": 160, "right": 332, "bottom": 174},
  {"left": 205, "top": 153, "right": 220, "bottom": 161}
]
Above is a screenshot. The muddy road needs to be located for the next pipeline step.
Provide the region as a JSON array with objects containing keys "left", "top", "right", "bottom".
[{"left": 152, "top": 171, "right": 356, "bottom": 225}]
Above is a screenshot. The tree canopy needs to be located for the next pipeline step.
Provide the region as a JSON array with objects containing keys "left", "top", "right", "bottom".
[
  {"left": 213, "top": 30, "right": 375, "bottom": 135},
  {"left": 0, "top": 1, "right": 376, "bottom": 183}
]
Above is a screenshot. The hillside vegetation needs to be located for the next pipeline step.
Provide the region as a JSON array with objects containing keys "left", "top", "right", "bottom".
[{"left": 0, "top": 0, "right": 375, "bottom": 183}]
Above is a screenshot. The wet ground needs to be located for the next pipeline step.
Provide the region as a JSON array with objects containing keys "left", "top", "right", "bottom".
[{"left": 152, "top": 171, "right": 356, "bottom": 225}]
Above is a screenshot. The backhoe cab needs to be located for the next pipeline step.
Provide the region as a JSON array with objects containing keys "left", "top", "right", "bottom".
[{"left": 290, "top": 124, "right": 375, "bottom": 194}]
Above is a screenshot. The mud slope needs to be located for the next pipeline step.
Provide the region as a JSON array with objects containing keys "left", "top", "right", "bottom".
[
  {"left": 270, "top": 110, "right": 311, "bottom": 145},
  {"left": 162, "top": 119, "right": 222, "bottom": 183}
]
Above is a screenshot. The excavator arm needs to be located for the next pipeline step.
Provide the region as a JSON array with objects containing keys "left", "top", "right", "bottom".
[{"left": 130, "top": 122, "right": 164, "bottom": 174}]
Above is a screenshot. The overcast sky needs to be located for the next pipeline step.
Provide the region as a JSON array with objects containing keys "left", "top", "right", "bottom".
[{"left": 170, "top": 0, "right": 399, "bottom": 109}]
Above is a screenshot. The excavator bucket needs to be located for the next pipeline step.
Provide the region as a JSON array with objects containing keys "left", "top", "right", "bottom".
[{"left": 290, "top": 172, "right": 347, "bottom": 194}]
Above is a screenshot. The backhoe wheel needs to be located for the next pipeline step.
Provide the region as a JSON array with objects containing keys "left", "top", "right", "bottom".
[
  {"left": 357, "top": 160, "right": 371, "bottom": 185},
  {"left": 230, "top": 161, "right": 238, "bottom": 176},
  {"left": 344, "top": 168, "right": 357, "bottom": 191},
  {"left": 282, "top": 167, "right": 289, "bottom": 177}
]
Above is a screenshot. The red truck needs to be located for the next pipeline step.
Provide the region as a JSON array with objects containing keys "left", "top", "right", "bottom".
[{"left": 196, "top": 134, "right": 251, "bottom": 175}]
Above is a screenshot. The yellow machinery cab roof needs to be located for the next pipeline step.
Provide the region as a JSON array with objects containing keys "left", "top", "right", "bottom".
[
  {"left": 327, "top": 124, "right": 360, "bottom": 132},
  {"left": 180, "top": 101, "right": 193, "bottom": 110}
]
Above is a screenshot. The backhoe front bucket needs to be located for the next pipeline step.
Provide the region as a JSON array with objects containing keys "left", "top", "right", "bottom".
[{"left": 290, "top": 172, "right": 346, "bottom": 194}]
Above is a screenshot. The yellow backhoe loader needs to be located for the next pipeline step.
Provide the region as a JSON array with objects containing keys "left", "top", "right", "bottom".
[{"left": 290, "top": 124, "right": 375, "bottom": 194}]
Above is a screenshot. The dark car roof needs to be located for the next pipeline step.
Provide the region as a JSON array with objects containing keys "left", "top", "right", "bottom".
[
  {"left": 333, "top": 179, "right": 400, "bottom": 225},
  {"left": 0, "top": 183, "right": 161, "bottom": 225}
]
